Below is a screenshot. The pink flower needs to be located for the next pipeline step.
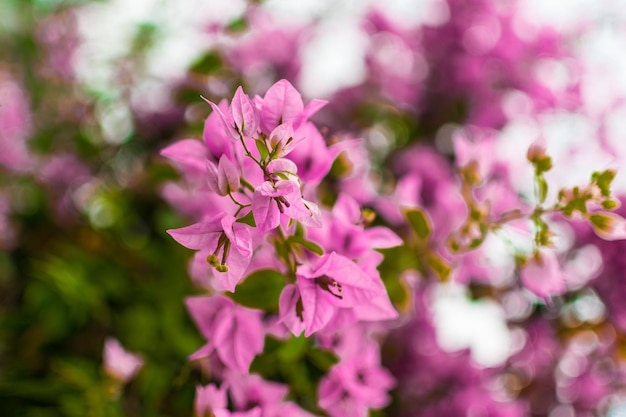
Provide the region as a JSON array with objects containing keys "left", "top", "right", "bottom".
[
  {"left": 267, "top": 122, "right": 297, "bottom": 157},
  {"left": 167, "top": 214, "right": 253, "bottom": 291},
  {"left": 260, "top": 79, "right": 304, "bottom": 134},
  {"left": 318, "top": 343, "right": 395, "bottom": 417},
  {"left": 308, "top": 193, "right": 402, "bottom": 259},
  {"left": 520, "top": 249, "right": 567, "bottom": 300},
  {"left": 231, "top": 86, "right": 260, "bottom": 138},
  {"left": 252, "top": 180, "right": 314, "bottom": 233},
  {"left": 282, "top": 252, "right": 398, "bottom": 336},
  {"left": 103, "top": 338, "right": 144, "bottom": 383},
  {"left": 206, "top": 155, "right": 241, "bottom": 196},
  {"left": 224, "top": 372, "right": 316, "bottom": 417},
  {"left": 186, "top": 295, "right": 265, "bottom": 373},
  {"left": 195, "top": 384, "right": 228, "bottom": 417}
]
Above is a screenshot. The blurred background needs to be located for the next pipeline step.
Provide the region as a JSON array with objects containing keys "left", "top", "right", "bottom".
[{"left": 3, "top": 0, "right": 626, "bottom": 416}]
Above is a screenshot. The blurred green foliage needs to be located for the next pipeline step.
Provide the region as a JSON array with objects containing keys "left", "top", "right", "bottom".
[{"left": 0, "top": 0, "right": 206, "bottom": 415}]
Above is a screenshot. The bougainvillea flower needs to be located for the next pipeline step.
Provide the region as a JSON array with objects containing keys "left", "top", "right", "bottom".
[
  {"left": 167, "top": 214, "right": 252, "bottom": 291},
  {"left": 260, "top": 79, "right": 304, "bottom": 134},
  {"left": 186, "top": 295, "right": 264, "bottom": 373},
  {"left": 252, "top": 180, "right": 313, "bottom": 232},
  {"left": 267, "top": 122, "right": 297, "bottom": 157},
  {"left": 291, "top": 252, "right": 398, "bottom": 336},
  {"left": 206, "top": 155, "right": 241, "bottom": 196},
  {"left": 224, "top": 372, "right": 316, "bottom": 417},
  {"left": 520, "top": 249, "right": 567, "bottom": 300},
  {"left": 308, "top": 193, "right": 402, "bottom": 259},
  {"left": 195, "top": 384, "right": 228, "bottom": 417},
  {"left": 203, "top": 96, "right": 239, "bottom": 142},
  {"left": 103, "top": 337, "right": 144, "bottom": 383},
  {"left": 160, "top": 138, "right": 209, "bottom": 181},
  {"left": 231, "top": 86, "right": 259, "bottom": 138},
  {"left": 318, "top": 342, "right": 395, "bottom": 417}
]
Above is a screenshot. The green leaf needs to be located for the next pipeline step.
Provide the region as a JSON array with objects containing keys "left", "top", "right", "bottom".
[
  {"left": 295, "top": 222, "right": 305, "bottom": 237},
  {"left": 286, "top": 235, "right": 324, "bottom": 256},
  {"left": 255, "top": 139, "right": 269, "bottom": 161},
  {"left": 277, "top": 335, "right": 309, "bottom": 362},
  {"left": 306, "top": 347, "right": 338, "bottom": 372},
  {"left": 189, "top": 51, "right": 222, "bottom": 74},
  {"left": 592, "top": 169, "right": 616, "bottom": 197},
  {"left": 226, "top": 17, "right": 248, "bottom": 33},
  {"left": 236, "top": 211, "right": 256, "bottom": 227},
  {"left": 426, "top": 253, "right": 451, "bottom": 282},
  {"left": 229, "top": 270, "right": 285, "bottom": 312},
  {"left": 403, "top": 207, "right": 432, "bottom": 240}
]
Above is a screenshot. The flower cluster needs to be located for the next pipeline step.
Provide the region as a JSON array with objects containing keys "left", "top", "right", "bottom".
[{"left": 163, "top": 80, "right": 400, "bottom": 416}]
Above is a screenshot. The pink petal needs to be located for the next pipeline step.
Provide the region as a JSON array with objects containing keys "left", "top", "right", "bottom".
[
  {"left": 195, "top": 384, "right": 228, "bottom": 417},
  {"left": 221, "top": 215, "right": 252, "bottom": 257},
  {"left": 268, "top": 122, "right": 297, "bottom": 156},
  {"left": 213, "top": 306, "right": 265, "bottom": 373},
  {"left": 333, "top": 193, "right": 361, "bottom": 224},
  {"left": 520, "top": 249, "right": 567, "bottom": 300},
  {"left": 361, "top": 227, "right": 403, "bottom": 249},
  {"left": 202, "top": 96, "right": 239, "bottom": 141},
  {"left": 278, "top": 284, "right": 305, "bottom": 336},
  {"left": 167, "top": 218, "right": 223, "bottom": 250},
  {"left": 206, "top": 160, "right": 221, "bottom": 194},
  {"left": 212, "top": 250, "right": 252, "bottom": 292},
  {"left": 160, "top": 139, "right": 208, "bottom": 176},
  {"left": 293, "top": 98, "right": 328, "bottom": 129},
  {"left": 297, "top": 276, "right": 337, "bottom": 337},
  {"left": 217, "top": 156, "right": 240, "bottom": 195},
  {"left": 267, "top": 158, "right": 298, "bottom": 175},
  {"left": 185, "top": 295, "right": 233, "bottom": 339},
  {"left": 103, "top": 338, "right": 144, "bottom": 383},
  {"left": 252, "top": 192, "right": 280, "bottom": 233},
  {"left": 261, "top": 79, "right": 304, "bottom": 133},
  {"left": 231, "top": 86, "right": 259, "bottom": 137}
]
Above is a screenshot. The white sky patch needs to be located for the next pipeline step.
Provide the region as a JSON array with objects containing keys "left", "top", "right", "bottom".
[
  {"left": 431, "top": 284, "right": 513, "bottom": 367},
  {"left": 299, "top": 20, "right": 369, "bottom": 98}
]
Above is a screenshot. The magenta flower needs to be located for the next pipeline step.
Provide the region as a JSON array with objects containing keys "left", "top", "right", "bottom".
[
  {"left": 202, "top": 96, "right": 240, "bottom": 142},
  {"left": 308, "top": 193, "right": 402, "bottom": 259},
  {"left": 260, "top": 79, "right": 327, "bottom": 134},
  {"left": 103, "top": 337, "right": 144, "bottom": 383},
  {"left": 267, "top": 122, "right": 297, "bottom": 157},
  {"left": 282, "top": 252, "right": 398, "bottom": 336},
  {"left": 231, "top": 86, "right": 260, "bottom": 138},
  {"left": 260, "top": 79, "right": 304, "bottom": 134},
  {"left": 195, "top": 384, "right": 228, "bottom": 417},
  {"left": 203, "top": 99, "right": 239, "bottom": 159},
  {"left": 186, "top": 295, "right": 265, "bottom": 373},
  {"left": 160, "top": 138, "right": 209, "bottom": 182},
  {"left": 520, "top": 249, "right": 567, "bottom": 300},
  {"left": 318, "top": 342, "right": 395, "bottom": 417},
  {"left": 206, "top": 155, "right": 241, "bottom": 196},
  {"left": 252, "top": 180, "right": 314, "bottom": 233},
  {"left": 224, "top": 372, "right": 316, "bottom": 417},
  {"left": 167, "top": 213, "right": 252, "bottom": 291}
]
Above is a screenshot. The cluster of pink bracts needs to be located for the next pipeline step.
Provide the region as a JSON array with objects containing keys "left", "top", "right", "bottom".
[{"left": 162, "top": 80, "right": 401, "bottom": 417}]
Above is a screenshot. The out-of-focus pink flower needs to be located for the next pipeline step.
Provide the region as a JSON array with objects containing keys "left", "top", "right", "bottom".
[
  {"left": 286, "top": 252, "right": 397, "bottom": 336},
  {"left": 520, "top": 249, "right": 567, "bottom": 300},
  {"left": 103, "top": 337, "right": 144, "bottom": 383},
  {"left": 186, "top": 295, "right": 265, "bottom": 373},
  {"left": 168, "top": 214, "right": 253, "bottom": 291},
  {"left": 0, "top": 72, "right": 33, "bottom": 173}
]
